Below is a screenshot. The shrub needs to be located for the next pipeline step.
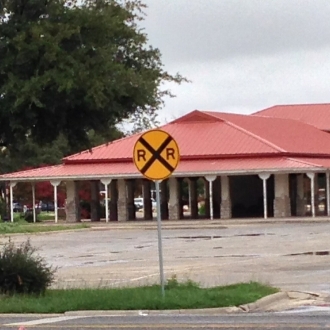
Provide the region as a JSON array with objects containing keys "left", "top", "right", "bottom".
[
  {"left": 198, "top": 203, "right": 205, "bottom": 216},
  {"left": 165, "top": 274, "right": 180, "bottom": 289},
  {"left": 0, "top": 239, "right": 56, "bottom": 295},
  {"left": 23, "top": 210, "right": 41, "bottom": 223}
]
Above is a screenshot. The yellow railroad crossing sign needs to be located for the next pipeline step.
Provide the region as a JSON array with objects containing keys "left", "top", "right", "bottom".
[{"left": 133, "top": 129, "right": 180, "bottom": 181}]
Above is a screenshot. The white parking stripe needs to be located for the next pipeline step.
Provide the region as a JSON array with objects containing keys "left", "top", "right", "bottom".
[{"left": 4, "top": 315, "right": 86, "bottom": 326}]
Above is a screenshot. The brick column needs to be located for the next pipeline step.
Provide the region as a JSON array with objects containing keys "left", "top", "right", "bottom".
[
  {"left": 274, "top": 174, "right": 291, "bottom": 217},
  {"left": 189, "top": 178, "right": 198, "bottom": 219},
  {"left": 168, "top": 177, "right": 180, "bottom": 220},
  {"left": 117, "top": 179, "right": 128, "bottom": 221},
  {"left": 90, "top": 180, "right": 101, "bottom": 221},
  {"left": 143, "top": 179, "right": 152, "bottom": 220},
  {"left": 109, "top": 180, "right": 118, "bottom": 221},
  {"left": 220, "top": 176, "right": 232, "bottom": 219},
  {"left": 65, "top": 181, "right": 81, "bottom": 223},
  {"left": 160, "top": 180, "right": 169, "bottom": 220},
  {"left": 296, "top": 174, "right": 305, "bottom": 216}
]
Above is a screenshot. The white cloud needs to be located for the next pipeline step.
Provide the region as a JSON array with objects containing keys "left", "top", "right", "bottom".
[{"left": 136, "top": 0, "right": 330, "bottom": 124}]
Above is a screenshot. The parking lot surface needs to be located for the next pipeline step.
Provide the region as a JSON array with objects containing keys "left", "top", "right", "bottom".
[{"left": 2, "top": 221, "right": 330, "bottom": 292}]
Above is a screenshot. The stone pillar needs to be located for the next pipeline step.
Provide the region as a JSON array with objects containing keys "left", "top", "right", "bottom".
[
  {"left": 220, "top": 176, "right": 232, "bottom": 219},
  {"left": 109, "top": 180, "right": 118, "bottom": 221},
  {"left": 168, "top": 177, "right": 180, "bottom": 220},
  {"left": 189, "top": 178, "right": 198, "bottom": 219},
  {"left": 117, "top": 179, "right": 128, "bottom": 221},
  {"left": 65, "top": 181, "right": 81, "bottom": 223},
  {"left": 126, "top": 179, "right": 136, "bottom": 220},
  {"left": 204, "top": 179, "right": 210, "bottom": 218},
  {"left": 160, "top": 180, "right": 169, "bottom": 220},
  {"left": 90, "top": 180, "right": 101, "bottom": 221},
  {"left": 274, "top": 174, "right": 291, "bottom": 218},
  {"left": 143, "top": 179, "right": 152, "bottom": 220},
  {"left": 296, "top": 174, "right": 305, "bottom": 216}
]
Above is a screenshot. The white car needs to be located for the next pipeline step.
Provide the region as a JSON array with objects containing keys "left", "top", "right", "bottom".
[{"left": 134, "top": 198, "right": 157, "bottom": 211}]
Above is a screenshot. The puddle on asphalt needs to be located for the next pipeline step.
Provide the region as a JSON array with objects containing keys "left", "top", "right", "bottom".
[
  {"left": 134, "top": 245, "right": 152, "bottom": 249},
  {"left": 176, "top": 254, "right": 260, "bottom": 259},
  {"left": 169, "top": 233, "right": 275, "bottom": 240},
  {"left": 81, "top": 259, "right": 128, "bottom": 265},
  {"left": 285, "top": 251, "right": 330, "bottom": 256},
  {"left": 214, "top": 254, "right": 260, "bottom": 258}
]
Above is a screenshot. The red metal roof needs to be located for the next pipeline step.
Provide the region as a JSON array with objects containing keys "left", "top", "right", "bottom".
[
  {"left": 3, "top": 108, "right": 330, "bottom": 181},
  {"left": 64, "top": 110, "right": 330, "bottom": 164},
  {"left": 203, "top": 111, "right": 330, "bottom": 155},
  {"left": 253, "top": 104, "right": 330, "bottom": 131},
  {"left": 0, "top": 157, "right": 325, "bottom": 181}
]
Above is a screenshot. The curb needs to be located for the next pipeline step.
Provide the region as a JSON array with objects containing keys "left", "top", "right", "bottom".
[
  {"left": 239, "top": 292, "right": 288, "bottom": 312},
  {"left": 2, "top": 290, "right": 330, "bottom": 317},
  {"left": 64, "top": 306, "right": 242, "bottom": 317}
]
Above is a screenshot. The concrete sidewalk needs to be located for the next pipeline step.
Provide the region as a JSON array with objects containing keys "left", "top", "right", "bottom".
[{"left": 87, "top": 216, "right": 330, "bottom": 230}]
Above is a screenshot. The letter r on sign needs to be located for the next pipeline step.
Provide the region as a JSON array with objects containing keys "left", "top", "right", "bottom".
[
  {"left": 166, "top": 148, "right": 175, "bottom": 160},
  {"left": 137, "top": 150, "right": 146, "bottom": 161}
]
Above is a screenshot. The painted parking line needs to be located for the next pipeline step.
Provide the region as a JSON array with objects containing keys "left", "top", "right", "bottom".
[
  {"left": 2, "top": 323, "right": 330, "bottom": 329},
  {"left": 4, "top": 315, "right": 86, "bottom": 326}
]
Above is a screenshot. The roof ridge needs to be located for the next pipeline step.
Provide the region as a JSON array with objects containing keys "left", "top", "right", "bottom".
[
  {"left": 224, "top": 120, "right": 286, "bottom": 153},
  {"left": 170, "top": 110, "right": 221, "bottom": 124},
  {"left": 63, "top": 131, "right": 143, "bottom": 161},
  {"left": 254, "top": 103, "right": 330, "bottom": 115},
  {"left": 286, "top": 157, "right": 324, "bottom": 168}
]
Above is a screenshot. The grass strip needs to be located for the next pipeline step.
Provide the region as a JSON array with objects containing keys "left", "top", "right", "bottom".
[
  {"left": 0, "top": 222, "right": 89, "bottom": 234},
  {"left": 0, "top": 281, "right": 278, "bottom": 313}
]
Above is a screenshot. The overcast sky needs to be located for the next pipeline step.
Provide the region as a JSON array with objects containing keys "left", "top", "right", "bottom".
[{"left": 138, "top": 0, "right": 330, "bottom": 124}]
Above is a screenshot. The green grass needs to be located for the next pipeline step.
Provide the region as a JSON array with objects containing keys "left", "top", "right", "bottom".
[
  {"left": 38, "top": 212, "right": 56, "bottom": 221},
  {"left": 0, "top": 281, "right": 278, "bottom": 313},
  {"left": 0, "top": 221, "right": 89, "bottom": 234}
]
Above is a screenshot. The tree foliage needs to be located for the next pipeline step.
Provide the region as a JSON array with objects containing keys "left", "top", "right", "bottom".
[{"left": 0, "top": 0, "right": 186, "bottom": 151}]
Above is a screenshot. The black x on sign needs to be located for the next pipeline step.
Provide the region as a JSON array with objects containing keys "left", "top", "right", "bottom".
[{"left": 133, "top": 129, "right": 180, "bottom": 181}]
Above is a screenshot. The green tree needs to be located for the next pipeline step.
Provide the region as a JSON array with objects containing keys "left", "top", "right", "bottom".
[{"left": 0, "top": 0, "right": 187, "bottom": 151}]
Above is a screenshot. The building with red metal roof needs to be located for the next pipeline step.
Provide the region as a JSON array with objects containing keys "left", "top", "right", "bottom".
[
  {"left": 253, "top": 103, "right": 330, "bottom": 132},
  {"left": 1, "top": 106, "right": 330, "bottom": 223}
]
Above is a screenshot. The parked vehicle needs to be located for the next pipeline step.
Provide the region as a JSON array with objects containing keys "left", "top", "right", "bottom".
[
  {"left": 12, "top": 202, "right": 23, "bottom": 213},
  {"left": 40, "top": 202, "right": 55, "bottom": 212},
  {"left": 134, "top": 198, "right": 144, "bottom": 211},
  {"left": 134, "top": 198, "right": 157, "bottom": 211}
]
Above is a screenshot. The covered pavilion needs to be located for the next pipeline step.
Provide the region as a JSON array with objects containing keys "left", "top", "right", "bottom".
[{"left": 2, "top": 106, "right": 330, "bottom": 223}]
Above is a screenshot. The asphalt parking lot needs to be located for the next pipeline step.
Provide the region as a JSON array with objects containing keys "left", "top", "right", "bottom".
[{"left": 2, "top": 221, "right": 330, "bottom": 293}]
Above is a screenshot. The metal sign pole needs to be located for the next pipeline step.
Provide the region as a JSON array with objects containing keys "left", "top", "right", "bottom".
[
  {"left": 155, "top": 180, "right": 165, "bottom": 297},
  {"left": 133, "top": 129, "right": 180, "bottom": 298}
]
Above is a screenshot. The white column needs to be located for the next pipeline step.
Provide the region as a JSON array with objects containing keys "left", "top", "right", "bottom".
[
  {"left": 101, "top": 178, "right": 112, "bottom": 223},
  {"left": 327, "top": 172, "right": 330, "bottom": 217},
  {"left": 258, "top": 173, "right": 271, "bottom": 219},
  {"left": 51, "top": 180, "right": 61, "bottom": 223},
  {"left": 32, "top": 183, "right": 36, "bottom": 223},
  {"left": 307, "top": 172, "right": 315, "bottom": 218},
  {"left": 9, "top": 181, "right": 17, "bottom": 222},
  {"left": 205, "top": 175, "right": 217, "bottom": 220}
]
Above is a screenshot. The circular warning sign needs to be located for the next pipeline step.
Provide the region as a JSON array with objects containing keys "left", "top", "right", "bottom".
[{"left": 133, "top": 129, "right": 180, "bottom": 181}]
